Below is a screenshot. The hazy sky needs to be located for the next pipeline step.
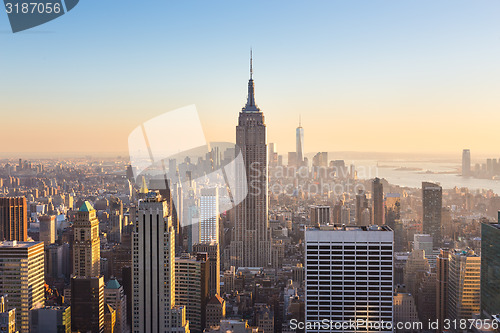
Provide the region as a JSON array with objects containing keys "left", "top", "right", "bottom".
[{"left": 1, "top": 1, "right": 499, "bottom": 157}]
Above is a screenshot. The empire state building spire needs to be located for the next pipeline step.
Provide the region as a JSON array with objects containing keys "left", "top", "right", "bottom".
[{"left": 243, "top": 49, "right": 260, "bottom": 112}]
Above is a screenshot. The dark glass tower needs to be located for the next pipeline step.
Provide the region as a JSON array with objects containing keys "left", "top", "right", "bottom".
[
  {"left": 481, "top": 222, "right": 500, "bottom": 318},
  {"left": 422, "top": 182, "right": 442, "bottom": 248},
  {"left": 372, "top": 178, "right": 384, "bottom": 225}
]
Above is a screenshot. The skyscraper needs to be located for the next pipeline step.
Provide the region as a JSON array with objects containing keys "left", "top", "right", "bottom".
[
  {"left": 372, "top": 178, "right": 384, "bottom": 225},
  {"left": 132, "top": 192, "right": 189, "bottom": 333},
  {"left": 480, "top": 222, "right": 500, "bottom": 319},
  {"left": 355, "top": 189, "right": 370, "bottom": 226},
  {"left": 71, "top": 276, "right": 105, "bottom": 333},
  {"left": 448, "top": 249, "right": 481, "bottom": 321},
  {"left": 199, "top": 188, "right": 219, "bottom": 244},
  {"left": 304, "top": 225, "right": 394, "bottom": 332},
  {"left": 0, "top": 241, "right": 45, "bottom": 333},
  {"left": 384, "top": 193, "right": 400, "bottom": 230},
  {"left": 462, "top": 149, "right": 471, "bottom": 177},
  {"left": 436, "top": 248, "right": 450, "bottom": 330},
  {"left": 73, "top": 201, "right": 101, "bottom": 277},
  {"left": 0, "top": 197, "right": 27, "bottom": 241},
  {"left": 71, "top": 201, "right": 104, "bottom": 333},
  {"left": 230, "top": 52, "right": 271, "bottom": 268},
  {"left": 422, "top": 182, "right": 442, "bottom": 248},
  {"left": 296, "top": 116, "right": 304, "bottom": 166},
  {"left": 105, "top": 278, "right": 128, "bottom": 333}
]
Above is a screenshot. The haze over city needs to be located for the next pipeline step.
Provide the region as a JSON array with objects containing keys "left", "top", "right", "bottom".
[{"left": 1, "top": 0, "right": 500, "bottom": 156}]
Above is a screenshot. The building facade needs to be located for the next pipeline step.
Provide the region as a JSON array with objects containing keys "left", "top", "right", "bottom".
[
  {"left": 193, "top": 242, "right": 220, "bottom": 297},
  {"left": 422, "top": 182, "right": 442, "bottom": 248},
  {"left": 230, "top": 55, "right": 271, "bottom": 268},
  {"left": 481, "top": 223, "right": 500, "bottom": 319},
  {"left": 199, "top": 188, "right": 219, "bottom": 244},
  {"left": 132, "top": 192, "right": 189, "bottom": 333},
  {"left": 73, "top": 201, "right": 101, "bottom": 277},
  {"left": 175, "top": 253, "right": 209, "bottom": 333},
  {"left": 305, "top": 225, "right": 394, "bottom": 332},
  {"left": 0, "top": 197, "right": 27, "bottom": 241},
  {"left": 0, "top": 241, "right": 45, "bottom": 333},
  {"left": 448, "top": 249, "right": 481, "bottom": 321}
]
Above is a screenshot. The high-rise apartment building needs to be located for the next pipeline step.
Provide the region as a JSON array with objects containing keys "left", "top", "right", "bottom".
[
  {"left": 0, "top": 197, "right": 27, "bottom": 241},
  {"left": 448, "top": 249, "right": 481, "bottom": 321},
  {"left": 372, "top": 178, "right": 384, "bottom": 225},
  {"left": 199, "top": 188, "right": 219, "bottom": 244},
  {"left": 305, "top": 225, "right": 393, "bottom": 332},
  {"left": 175, "top": 253, "right": 209, "bottom": 333},
  {"left": 462, "top": 149, "right": 471, "bottom": 177},
  {"left": 0, "top": 241, "right": 45, "bottom": 333},
  {"left": 193, "top": 242, "right": 220, "bottom": 297},
  {"left": 73, "top": 201, "right": 100, "bottom": 277},
  {"left": 230, "top": 54, "right": 271, "bottom": 268},
  {"left": 422, "top": 182, "right": 442, "bottom": 248},
  {"left": 132, "top": 192, "right": 189, "bottom": 333},
  {"left": 481, "top": 222, "right": 500, "bottom": 319}
]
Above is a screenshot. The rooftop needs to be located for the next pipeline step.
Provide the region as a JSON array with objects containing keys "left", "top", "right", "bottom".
[
  {"left": 0, "top": 241, "right": 43, "bottom": 248},
  {"left": 105, "top": 278, "right": 121, "bottom": 289},
  {"left": 307, "top": 225, "right": 392, "bottom": 232},
  {"left": 79, "top": 201, "right": 95, "bottom": 212}
]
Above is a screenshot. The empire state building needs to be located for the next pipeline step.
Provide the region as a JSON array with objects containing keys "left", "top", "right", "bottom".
[{"left": 230, "top": 52, "right": 271, "bottom": 267}]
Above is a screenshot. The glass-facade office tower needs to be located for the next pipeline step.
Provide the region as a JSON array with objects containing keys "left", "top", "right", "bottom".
[
  {"left": 305, "top": 225, "right": 394, "bottom": 332},
  {"left": 422, "top": 182, "right": 442, "bottom": 248},
  {"left": 481, "top": 222, "right": 500, "bottom": 319}
]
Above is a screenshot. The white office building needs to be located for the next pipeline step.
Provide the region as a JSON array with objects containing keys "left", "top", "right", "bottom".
[{"left": 305, "top": 225, "right": 394, "bottom": 333}]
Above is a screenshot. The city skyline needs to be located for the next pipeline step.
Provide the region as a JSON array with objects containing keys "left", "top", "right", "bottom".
[{"left": 1, "top": 1, "right": 500, "bottom": 155}]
